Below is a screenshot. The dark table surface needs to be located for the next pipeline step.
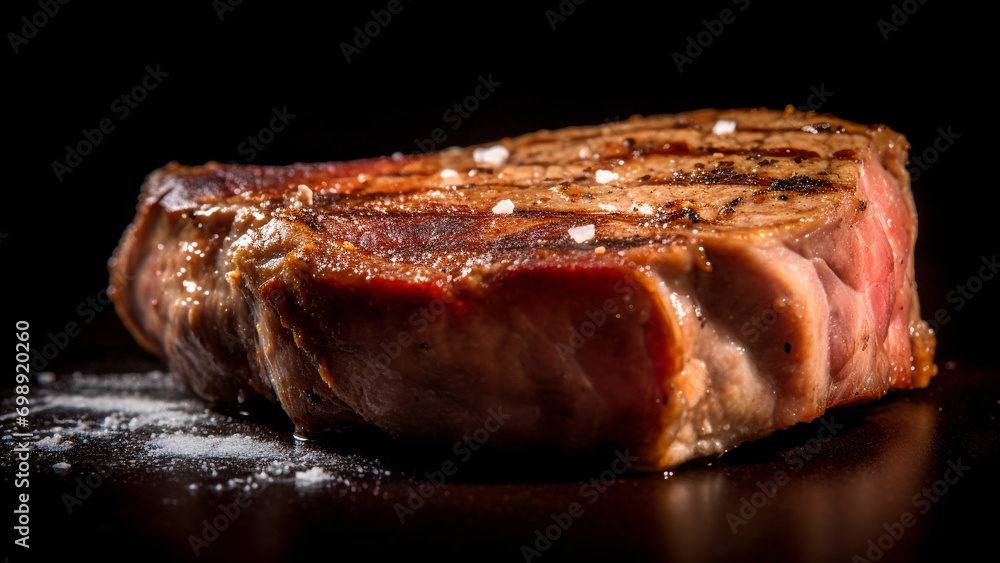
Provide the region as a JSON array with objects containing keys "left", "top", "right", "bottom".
[
  {"left": 3, "top": 357, "right": 997, "bottom": 563},
  {"left": 3, "top": 2, "right": 995, "bottom": 562}
]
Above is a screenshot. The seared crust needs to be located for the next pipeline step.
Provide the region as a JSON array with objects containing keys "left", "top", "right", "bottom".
[{"left": 109, "top": 108, "right": 936, "bottom": 470}]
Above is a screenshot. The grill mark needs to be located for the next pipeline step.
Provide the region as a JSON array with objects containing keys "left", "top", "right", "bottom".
[
  {"left": 751, "top": 174, "right": 837, "bottom": 196},
  {"left": 595, "top": 144, "right": 823, "bottom": 163},
  {"left": 740, "top": 148, "right": 821, "bottom": 159},
  {"left": 515, "top": 119, "right": 863, "bottom": 151},
  {"left": 307, "top": 206, "right": 695, "bottom": 223},
  {"left": 309, "top": 168, "right": 845, "bottom": 210},
  {"left": 314, "top": 181, "right": 515, "bottom": 204},
  {"left": 308, "top": 210, "right": 694, "bottom": 258},
  {"left": 737, "top": 124, "right": 852, "bottom": 134},
  {"left": 720, "top": 197, "right": 742, "bottom": 215},
  {"left": 643, "top": 168, "right": 843, "bottom": 193},
  {"left": 656, "top": 206, "right": 702, "bottom": 224},
  {"left": 517, "top": 146, "right": 830, "bottom": 169}
]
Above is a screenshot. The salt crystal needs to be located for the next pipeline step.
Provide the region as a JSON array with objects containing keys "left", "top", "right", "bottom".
[
  {"left": 472, "top": 144, "right": 509, "bottom": 167},
  {"left": 568, "top": 224, "right": 596, "bottom": 243},
  {"left": 295, "top": 467, "right": 332, "bottom": 486},
  {"left": 595, "top": 170, "right": 619, "bottom": 184},
  {"left": 492, "top": 199, "right": 515, "bottom": 215},
  {"left": 712, "top": 120, "right": 737, "bottom": 135},
  {"left": 289, "top": 184, "right": 313, "bottom": 209}
]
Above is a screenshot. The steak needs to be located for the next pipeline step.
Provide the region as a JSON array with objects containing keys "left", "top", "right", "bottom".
[{"left": 109, "top": 107, "right": 937, "bottom": 470}]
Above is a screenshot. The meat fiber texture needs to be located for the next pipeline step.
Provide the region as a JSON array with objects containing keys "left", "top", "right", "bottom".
[{"left": 109, "top": 108, "right": 938, "bottom": 471}]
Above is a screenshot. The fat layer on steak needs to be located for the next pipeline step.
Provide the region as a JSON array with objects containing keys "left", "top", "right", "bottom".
[{"left": 109, "top": 108, "right": 937, "bottom": 470}]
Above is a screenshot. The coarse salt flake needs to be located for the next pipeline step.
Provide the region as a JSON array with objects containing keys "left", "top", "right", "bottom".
[
  {"left": 473, "top": 144, "right": 509, "bottom": 167},
  {"left": 712, "top": 120, "right": 737, "bottom": 135},
  {"left": 440, "top": 169, "right": 459, "bottom": 179},
  {"left": 568, "top": 224, "right": 595, "bottom": 243},
  {"left": 492, "top": 199, "right": 515, "bottom": 215},
  {"left": 287, "top": 184, "right": 313, "bottom": 210},
  {"left": 595, "top": 170, "right": 619, "bottom": 184},
  {"left": 295, "top": 467, "right": 332, "bottom": 485}
]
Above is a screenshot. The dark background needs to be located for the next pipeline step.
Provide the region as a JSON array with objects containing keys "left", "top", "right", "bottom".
[
  {"left": 2, "top": 1, "right": 997, "bottom": 562},
  {"left": 2, "top": 0, "right": 995, "bottom": 370}
]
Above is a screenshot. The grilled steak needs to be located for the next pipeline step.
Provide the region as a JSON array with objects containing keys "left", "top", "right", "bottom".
[{"left": 109, "top": 108, "right": 937, "bottom": 470}]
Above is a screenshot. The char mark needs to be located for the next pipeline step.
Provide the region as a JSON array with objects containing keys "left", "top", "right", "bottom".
[
  {"left": 644, "top": 167, "right": 840, "bottom": 195},
  {"left": 595, "top": 143, "right": 822, "bottom": 164},
  {"left": 719, "top": 197, "right": 742, "bottom": 215}
]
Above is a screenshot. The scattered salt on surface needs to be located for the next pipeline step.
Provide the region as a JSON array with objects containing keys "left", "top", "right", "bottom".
[
  {"left": 2, "top": 371, "right": 395, "bottom": 494},
  {"left": 42, "top": 395, "right": 210, "bottom": 430},
  {"left": 295, "top": 467, "right": 333, "bottom": 486},
  {"left": 36, "top": 435, "right": 73, "bottom": 451},
  {"left": 148, "top": 434, "right": 283, "bottom": 459}
]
